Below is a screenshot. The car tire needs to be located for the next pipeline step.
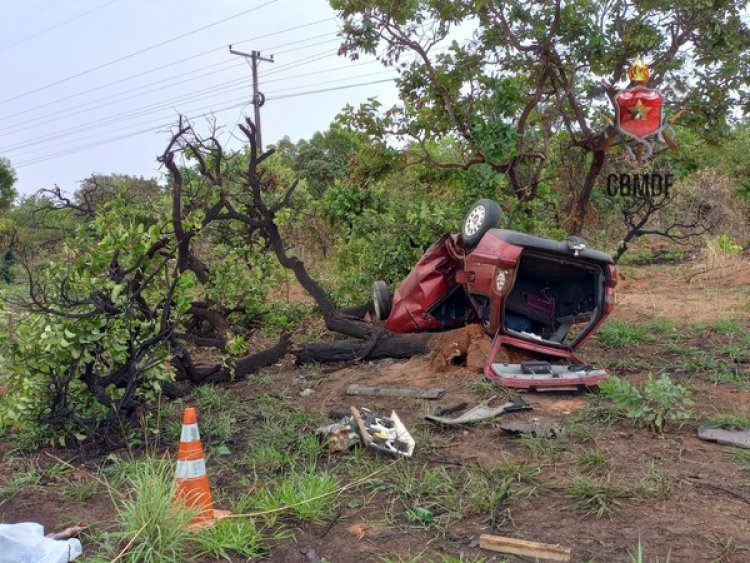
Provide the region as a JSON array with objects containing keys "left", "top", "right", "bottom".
[
  {"left": 372, "top": 281, "right": 392, "bottom": 321},
  {"left": 460, "top": 199, "right": 501, "bottom": 249}
]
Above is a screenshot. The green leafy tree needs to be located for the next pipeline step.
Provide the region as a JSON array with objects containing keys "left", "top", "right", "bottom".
[
  {"left": 331, "top": 0, "right": 750, "bottom": 234},
  {"left": 0, "top": 157, "right": 16, "bottom": 211}
]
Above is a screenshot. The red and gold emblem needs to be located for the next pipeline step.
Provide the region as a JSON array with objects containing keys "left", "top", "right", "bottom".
[
  {"left": 614, "top": 86, "right": 664, "bottom": 139},
  {"left": 605, "top": 57, "right": 676, "bottom": 162}
]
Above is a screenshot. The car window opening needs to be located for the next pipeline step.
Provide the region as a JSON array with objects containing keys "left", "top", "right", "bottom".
[{"left": 502, "top": 251, "right": 603, "bottom": 346}]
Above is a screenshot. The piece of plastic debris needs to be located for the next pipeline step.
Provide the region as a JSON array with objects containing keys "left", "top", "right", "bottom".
[
  {"left": 499, "top": 420, "right": 559, "bottom": 438},
  {"left": 350, "top": 407, "right": 415, "bottom": 457},
  {"left": 479, "top": 533, "right": 571, "bottom": 561},
  {"left": 345, "top": 384, "right": 445, "bottom": 399},
  {"left": 697, "top": 426, "right": 750, "bottom": 449},
  {"left": 315, "top": 417, "right": 360, "bottom": 452},
  {"left": 409, "top": 507, "right": 434, "bottom": 524},
  {"left": 299, "top": 388, "right": 315, "bottom": 397},
  {"left": 424, "top": 396, "right": 532, "bottom": 426},
  {"left": 0, "top": 522, "right": 82, "bottom": 563}
]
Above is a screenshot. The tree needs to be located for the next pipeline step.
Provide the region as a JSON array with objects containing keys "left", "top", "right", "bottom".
[
  {"left": 0, "top": 157, "right": 17, "bottom": 211},
  {"left": 331, "top": 0, "right": 750, "bottom": 234}
]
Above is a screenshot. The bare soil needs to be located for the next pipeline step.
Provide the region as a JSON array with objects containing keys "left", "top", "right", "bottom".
[{"left": 2, "top": 261, "right": 750, "bottom": 562}]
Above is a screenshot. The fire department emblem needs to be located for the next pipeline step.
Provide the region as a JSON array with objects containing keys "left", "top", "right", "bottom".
[{"left": 605, "top": 58, "right": 676, "bottom": 162}]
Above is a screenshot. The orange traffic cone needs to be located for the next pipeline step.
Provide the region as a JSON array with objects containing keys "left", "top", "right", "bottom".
[{"left": 174, "top": 407, "right": 230, "bottom": 529}]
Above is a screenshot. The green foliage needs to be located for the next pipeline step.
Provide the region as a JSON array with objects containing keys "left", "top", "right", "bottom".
[
  {"left": 598, "top": 375, "right": 694, "bottom": 433},
  {"left": 0, "top": 157, "right": 16, "bottom": 211},
  {"left": 714, "top": 234, "right": 743, "bottom": 254}
]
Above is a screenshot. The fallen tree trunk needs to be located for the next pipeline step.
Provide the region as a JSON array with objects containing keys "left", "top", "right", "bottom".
[{"left": 295, "top": 332, "right": 432, "bottom": 363}]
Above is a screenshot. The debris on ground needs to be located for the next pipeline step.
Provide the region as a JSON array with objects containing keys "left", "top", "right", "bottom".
[
  {"left": 424, "top": 396, "right": 531, "bottom": 426},
  {"left": 298, "top": 545, "right": 323, "bottom": 563},
  {"left": 407, "top": 507, "right": 434, "bottom": 524},
  {"left": 500, "top": 420, "right": 560, "bottom": 438},
  {"left": 479, "top": 533, "right": 571, "bottom": 561},
  {"left": 433, "top": 402, "right": 469, "bottom": 417},
  {"left": 0, "top": 522, "right": 83, "bottom": 562},
  {"left": 299, "top": 388, "right": 315, "bottom": 397},
  {"left": 345, "top": 383, "right": 445, "bottom": 399},
  {"left": 315, "top": 417, "right": 361, "bottom": 452},
  {"left": 46, "top": 524, "right": 87, "bottom": 540},
  {"left": 350, "top": 406, "right": 415, "bottom": 457},
  {"left": 697, "top": 426, "right": 750, "bottom": 448}
]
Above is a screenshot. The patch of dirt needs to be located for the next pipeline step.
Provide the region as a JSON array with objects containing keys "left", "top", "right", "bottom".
[{"left": 615, "top": 260, "right": 750, "bottom": 323}]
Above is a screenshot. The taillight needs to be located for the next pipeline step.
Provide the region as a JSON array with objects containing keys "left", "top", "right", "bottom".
[
  {"left": 604, "top": 287, "right": 616, "bottom": 313},
  {"left": 495, "top": 269, "right": 511, "bottom": 293}
]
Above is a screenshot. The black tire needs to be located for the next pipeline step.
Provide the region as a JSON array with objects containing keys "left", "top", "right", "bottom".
[
  {"left": 460, "top": 199, "right": 501, "bottom": 249},
  {"left": 372, "top": 280, "right": 392, "bottom": 321}
]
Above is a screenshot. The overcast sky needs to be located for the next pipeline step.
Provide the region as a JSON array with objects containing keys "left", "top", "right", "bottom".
[{"left": 0, "top": 0, "right": 400, "bottom": 195}]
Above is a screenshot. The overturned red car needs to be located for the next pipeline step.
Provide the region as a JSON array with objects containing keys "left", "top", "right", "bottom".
[{"left": 372, "top": 200, "right": 617, "bottom": 389}]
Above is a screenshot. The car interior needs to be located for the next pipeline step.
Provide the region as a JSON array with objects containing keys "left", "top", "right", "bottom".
[{"left": 502, "top": 251, "right": 604, "bottom": 344}]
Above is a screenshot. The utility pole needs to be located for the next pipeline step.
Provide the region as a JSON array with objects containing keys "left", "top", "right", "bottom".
[{"left": 229, "top": 46, "right": 274, "bottom": 150}]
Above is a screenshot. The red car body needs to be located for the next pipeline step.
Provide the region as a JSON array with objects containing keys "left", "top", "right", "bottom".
[{"left": 382, "top": 228, "right": 618, "bottom": 389}]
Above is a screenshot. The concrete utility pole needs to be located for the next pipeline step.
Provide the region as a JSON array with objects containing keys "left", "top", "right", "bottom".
[{"left": 228, "top": 46, "right": 274, "bottom": 150}]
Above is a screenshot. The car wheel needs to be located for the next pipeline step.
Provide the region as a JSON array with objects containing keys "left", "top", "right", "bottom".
[
  {"left": 372, "top": 281, "right": 392, "bottom": 321},
  {"left": 460, "top": 199, "right": 501, "bottom": 249}
]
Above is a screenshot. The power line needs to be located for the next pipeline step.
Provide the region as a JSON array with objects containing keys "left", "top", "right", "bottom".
[
  {"left": 0, "top": 49, "right": 344, "bottom": 152},
  {"left": 267, "top": 78, "right": 396, "bottom": 102},
  {"left": 0, "top": 59, "right": 245, "bottom": 136},
  {"left": 0, "top": 18, "right": 337, "bottom": 124},
  {"left": 13, "top": 78, "right": 398, "bottom": 168},
  {"left": 0, "top": 0, "right": 279, "bottom": 107},
  {"left": 0, "top": 54, "right": 377, "bottom": 139},
  {"left": 0, "top": 0, "right": 121, "bottom": 53},
  {"left": 3, "top": 67, "right": 395, "bottom": 158}
]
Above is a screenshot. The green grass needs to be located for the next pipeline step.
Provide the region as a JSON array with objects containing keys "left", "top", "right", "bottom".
[
  {"left": 598, "top": 320, "right": 654, "bottom": 347},
  {"left": 521, "top": 433, "right": 565, "bottom": 465},
  {"left": 112, "top": 457, "right": 197, "bottom": 563},
  {"left": 727, "top": 448, "right": 750, "bottom": 474},
  {"left": 0, "top": 459, "right": 40, "bottom": 506},
  {"left": 708, "top": 318, "right": 744, "bottom": 337},
  {"left": 702, "top": 408, "right": 750, "bottom": 430},
  {"left": 250, "top": 468, "right": 341, "bottom": 523},
  {"left": 634, "top": 460, "right": 676, "bottom": 500},
  {"left": 59, "top": 475, "right": 101, "bottom": 503},
  {"left": 570, "top": 395, "right": 626, "bottom": 426},
  {"left": 193, "top": 518, "right": 274, "bottom": 561},
  {"left": 576, "top": 447, "right": 609, "bottom": 472},
  {"left": 566, "top": 474, "right": 625, "bottom": 517},
  {"left": 629, "top": 538, "right": 672, "bottom": 563}
]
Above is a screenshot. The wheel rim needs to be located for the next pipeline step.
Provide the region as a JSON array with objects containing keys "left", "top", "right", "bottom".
[{"left": 464, "top": 205, "right": 486, "bottom": 237}]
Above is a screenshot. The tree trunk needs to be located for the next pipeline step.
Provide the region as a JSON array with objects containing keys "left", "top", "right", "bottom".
[
  {"left": 296, "top": 332, "right": 433, "bottom": 364},
  {"left": 569, "top": 150, "right": 605, "bottom": 236}
]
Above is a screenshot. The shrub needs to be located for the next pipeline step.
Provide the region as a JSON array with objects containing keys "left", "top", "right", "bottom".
[{"left": 598, "top": 375, "right": 693, "bottom": 433}]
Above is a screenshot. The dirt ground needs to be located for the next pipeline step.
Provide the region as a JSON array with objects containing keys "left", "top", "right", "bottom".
[{"left": 2, "top": 261, "right": 750, "bottom": 562}]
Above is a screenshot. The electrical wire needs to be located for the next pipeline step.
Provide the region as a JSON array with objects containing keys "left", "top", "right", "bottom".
[
  {"left": 0, "top": 54, "right": 379, "bottom": 139},
  {"left": 0, "top": 21, "right": 338, "bottom": 125},
  {"left": 0, "top": 48, "right": 345, "bottom": 153},
  {"left": 0, "top": 0, "right": 279, "bottom": 107},
  {"left": 0, "top": 0, "right": 121, "bottom": 53},
  {"left": 13, "top": 77, "right": 398, "bottom": 168},
  {"left": 4, "top": 67, "right": 396, "bottom": 158}
]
